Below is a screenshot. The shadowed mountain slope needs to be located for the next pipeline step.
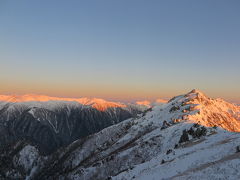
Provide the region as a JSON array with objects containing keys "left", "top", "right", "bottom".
[{"left": 1, "top": 90, "right": 240, "bottom": 180}]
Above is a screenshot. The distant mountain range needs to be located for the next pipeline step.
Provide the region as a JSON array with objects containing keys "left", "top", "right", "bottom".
[
  {"left": 0, "top": 90, "right": 240, "bottom": 180},
  {"left": 0, "top": 95, "right": 148, "bottom": 154},
  {"left": 0, "top": 94, "right": 135, "bottom": 111}
]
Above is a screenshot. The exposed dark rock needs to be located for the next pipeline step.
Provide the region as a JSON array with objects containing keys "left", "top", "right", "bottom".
[
  {"left": 166, "top": 149, "right": 173, "bottom": 155},
  {"left": 179, "top": 130, "right": 189, "bottom": 143},
  {"left": 142, "top": 108, "right": 153, "bottom": 117},
  {"left": 174, "top": 144, "right": 179, "bottom": 149},
  {"left": 192, "top": 126, "right": 207, "bottom": 138},
  {"left": 161, "top": 121, "right": 171, "bottom": 130},
  {"left": 187, "top": 127, "right": 195, "bottom": 136},
  {"left": 236, "top": 146, "right": 240, "bottom": 153},
  {"left": 193, "top": 123, "right": 200, "bottom": 128},
  {"left": 169, "top": 106, "right": 180, "bottom": 113}
]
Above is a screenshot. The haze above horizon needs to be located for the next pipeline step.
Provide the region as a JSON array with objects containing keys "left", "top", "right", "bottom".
[{"left": 0, "top": 0, "right": 240, "bottom": 103}]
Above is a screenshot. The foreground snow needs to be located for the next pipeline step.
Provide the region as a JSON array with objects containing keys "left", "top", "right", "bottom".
[{"left": 113, "top": 129, "right": 240, "bottom": 180}]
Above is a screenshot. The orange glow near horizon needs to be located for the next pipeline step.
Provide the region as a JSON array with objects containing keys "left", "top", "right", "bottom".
[
  {"left": 0, "top": 80, "right": 239, "bottom": 104},
  {"left": 1, "top": 0, "right": 240, "bottom": 107},
  {"left": 0, "top": 87, "right": 239, "bottom": 104},
  {"left": 0, "top": 81, "right": 172, "bottom": 102}
]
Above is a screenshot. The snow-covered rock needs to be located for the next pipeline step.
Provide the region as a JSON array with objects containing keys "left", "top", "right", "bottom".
[
  {"left": 1, "top": 89, "right": 240, "bottom": 180},
  {"left": 0, "top": 96, "right": 146, "bottom": 154}
]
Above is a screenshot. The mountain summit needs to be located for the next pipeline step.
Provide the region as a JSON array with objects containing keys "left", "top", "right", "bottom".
[
  {"left": 1, "top": 90, "right": 240, "bottom": 180},
  {"left": 166, "top": 89, "right": 240, "bottom": 132}
]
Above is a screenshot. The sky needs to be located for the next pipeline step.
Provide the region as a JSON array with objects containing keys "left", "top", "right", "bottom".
[{"left": 0, "top": 0, "right": 240, "bottom": 102}]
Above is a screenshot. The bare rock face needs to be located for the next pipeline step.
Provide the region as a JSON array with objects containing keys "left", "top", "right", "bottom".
[{"left": 179, "top": 130, "right": 189, "bottom": 143}]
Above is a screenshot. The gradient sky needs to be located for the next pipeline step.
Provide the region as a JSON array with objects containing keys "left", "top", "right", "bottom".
[{"left": 0, "top": 0, "right": 240, "bottom": 102}]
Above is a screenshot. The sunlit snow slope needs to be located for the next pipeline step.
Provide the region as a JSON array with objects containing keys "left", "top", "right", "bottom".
[
  {"left": 0, "top": 94, "right": 127, "bottom": 111},
  {"left": 1, "top": 89, "right": 240, "bottom": 180}
]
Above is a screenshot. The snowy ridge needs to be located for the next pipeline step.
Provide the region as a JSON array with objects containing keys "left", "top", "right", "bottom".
[
  {"left": 0, "top": 94, "right": 128, "bottom": 111},
  {"left": 0, "top": 96, "right": 146, "bottom": 155},
  {"left": 1, "top": 89, "right": 240, "bottom": 180},
  {"left": 165, "top": 89, "right": 240, "bottom": 132}
]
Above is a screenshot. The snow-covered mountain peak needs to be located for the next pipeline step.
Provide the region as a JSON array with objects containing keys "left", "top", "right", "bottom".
[
  {"left": 160, "top": 89, "right": 240, "bottom": 132},
  {"left": 136, "top": 100, "right": 151, "bottom": 108},
  {"left": 188, "top": 88, "right": 205, "bottom": 95},
  {"left": 83, "top": 98, "right": 127, "bottom": 111},
  {"left": 136, "top": 99, "right": 168, "bottom": 108},
  {"left": 1, "top": 89, "right": 240, "bottom": 180},
  {"left": 183, "top": 89, "right": 208, "bottom": 102},
  {"left": 0, "top": 94, "right": 127, "bottom": 111}
]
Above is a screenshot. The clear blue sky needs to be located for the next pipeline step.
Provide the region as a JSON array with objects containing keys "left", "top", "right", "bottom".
[{"left": 0, "top": 0, "right": 240, "bottom": 102}]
